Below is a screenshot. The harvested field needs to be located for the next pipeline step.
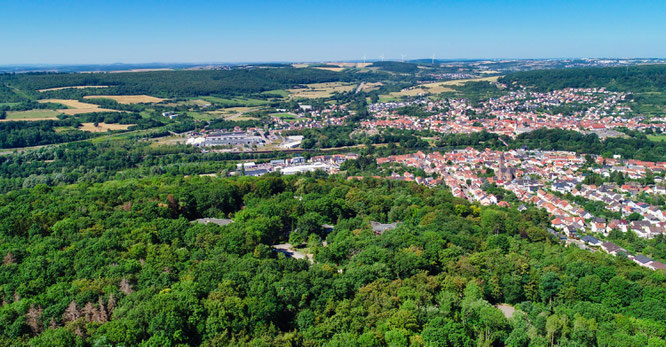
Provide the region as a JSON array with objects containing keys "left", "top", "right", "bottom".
[
  {"left": 386, "top": 76, "right": 501, "bottom": 99},
  {"left": 38, "top": 85, "right": 109, "bottom": 92},
  {"left": 313, "top": 67, "right": 345, "bottom": 72},
  {"left": 288, "top": 82, "right": 355, "bottom": 99},
  {"left": 79, "top": 122, "right": 135, "bottom": 133},
  {"left": 440, "top": 76, "right": 500, "bottom": 86},
  {"left": 38, "top": 99, "right": 119, "bottom": 115},
  {"left": 84, "top": 95, "right": 165, "bottom": 104}
]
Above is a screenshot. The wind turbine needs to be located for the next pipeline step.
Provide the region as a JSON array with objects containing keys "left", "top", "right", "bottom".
[
  {"left": 362, "top": 54, "right": 366, "bottom": 64},
  {"left": 432, "top": 53, "right": 436, "bottom": 65},
  {"left": 380, "top": 54, "right": 385, "bottom": 62},
  {"left": 401, "top": 54, "right": 405, "bottom": 63}
]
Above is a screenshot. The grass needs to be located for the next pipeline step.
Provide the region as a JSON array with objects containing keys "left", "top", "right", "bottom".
[
  {"left": 271, "top": 113, "right": 298, "bottom": 119},
  {"left": 648, "top": 134, "right": 666, "bottom": 142},
  {"left": 83, "top": 95, "right": 165, "bottom": 104},
  {"left": 4, "top": 109, "right": 62, "bottom": 120},
  {"left": 262, "top": 89, "right": 289, "bottom": 97}
]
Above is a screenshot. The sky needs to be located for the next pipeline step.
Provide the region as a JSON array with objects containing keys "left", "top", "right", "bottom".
[{"left": 0, "top": 0, "right": 665, "bottom": 65}]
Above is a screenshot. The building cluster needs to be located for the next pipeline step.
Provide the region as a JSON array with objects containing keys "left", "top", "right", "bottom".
[
  {"left": 186, "top": 129, "right": 272, "bottom": 148},
  {"left": 234, "top": 153, "right": 358, "bottom": 176},
  {"left": 578, "top": 236, "right": 666, "bottom": 270},
  {"left": 376, "top": 148, "right": 666, "bottom": 239},
  {"left": 374, "top": 148, "right": 666, "bottom": 269},
  {"left": 362, "top": 87, "right": 666, "bottom": 137}
]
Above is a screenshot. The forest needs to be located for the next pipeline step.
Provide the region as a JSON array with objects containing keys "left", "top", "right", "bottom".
[
  {"left": 0, "top": 67, "right": 355, "bottom": 98},
  {"left": 1, "top": 174, "right": 665, "bottom": 346},
  {"left": 499, "top": 64, "right": 666, "bottom": 93}
]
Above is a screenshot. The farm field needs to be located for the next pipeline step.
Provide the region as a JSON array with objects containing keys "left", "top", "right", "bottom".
[
  {"left": 381, "top": 76, "right": 501, "bottom": 100},
  {"left": 38, "top": 85, "right": 109, "bottom": 92},
  {"left": 79, "top": 122, "right": 135, "bottom": 132},
  {"left": 440, "top": 75, "right": 500, "bottom": 85},
  {"left": 38, "top": 99, "right": 119, "bottom": 115},
  {"left": 83, "top": 95, "right": 165, "bottom": 104},
  {"left": 287, "top": 82, "right": 356, "bottom": 98},
  {"left": 2, "top": 109, "right": 62, "bottom": 121},
  {"left": 217, "top": 107, "right": 261, "bottom": 120},
  {"left": 313, "top": 67, "right": 345, "bottom": 72}
]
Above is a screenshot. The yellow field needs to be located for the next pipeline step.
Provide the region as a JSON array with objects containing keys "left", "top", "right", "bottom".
[
  {"left": 288, "top": 82, "right": 356, "bottom": 99},
  {"left": 440, "top": 76, "right": 500, "bottom": 86},
  {"left": 79, "top": 122, "right": 135, "bottom": 132},
  {"left": 83, "top": 95, "right": 165, "bottom": 104},
  {"left": 313, "top": 67, "right": 345, "bottom": 72},
  {"left": 38, "top": 85, "right": 109, "bottom": 92},
  {"left": 39, "top": 99, "right": 120, "bottom": 115}
]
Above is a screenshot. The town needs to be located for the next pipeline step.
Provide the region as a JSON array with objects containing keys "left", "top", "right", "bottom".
[{"left": 375, "top": 148, "right": 666, "bottom": 270}]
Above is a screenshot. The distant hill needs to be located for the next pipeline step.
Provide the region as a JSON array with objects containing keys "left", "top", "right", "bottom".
[
  {"left": 499, "top": 64, "right": 666, "bottom": 92},
  {"left": 369, "top": 61, "right": 419, "bottom": 74},
  {"left": 0, "top": 67, "right": 353, "bottom": 98}
]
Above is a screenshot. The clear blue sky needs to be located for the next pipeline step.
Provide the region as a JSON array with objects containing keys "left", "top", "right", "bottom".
[{"left": 1, "top": 0, "right": 664, "bottom": 64}]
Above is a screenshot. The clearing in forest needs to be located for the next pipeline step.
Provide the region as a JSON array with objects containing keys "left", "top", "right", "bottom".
[
  {"left": 38, "top": 85, "right": 109, "bottom": 92},
  {"left": 83, "top": 95, "right": 165, "bottom": 104},
  {"left": 79, "top": 122, "right": 135, "bottom": 132}
]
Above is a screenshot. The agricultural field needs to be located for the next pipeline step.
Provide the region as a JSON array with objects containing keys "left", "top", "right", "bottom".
[
  {"left": 359, "top": 82, "right": 383, "bottom": 92},
  {"left": 78, "top": 122, "right": 135, "bottom": 132},
  {"left": 37, "top": 85, "right": 109, "bottom": 92},
  {"left": 287, "top": 82, "right": 356, "bottom": 98},
  {"left": 38, "top": 99, "right": 119, "bottom": 115},
  {"left": 381, "top": 76, "right": 501, "bottom": 101},
  {"left": 1, "top": 109, "right": 62, "bottom": 121},
  {"left": 216, "top": 107, "right": 261, "bottom": 120},
  {"left": 83, "top": 95, "right": 165, "bottom": 104},
  {"left": 440, "top": 75, "right": 500, "bottom": 85}
]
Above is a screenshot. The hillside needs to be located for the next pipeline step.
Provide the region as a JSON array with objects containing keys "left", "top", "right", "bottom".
[
  {"left": 499, "top": 64, "right": 666, "bottom": 93},
  {"left": 1, "top": 175, "right": 665, "bottom": 345}
]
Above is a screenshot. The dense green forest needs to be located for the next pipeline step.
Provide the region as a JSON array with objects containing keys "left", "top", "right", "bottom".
[
  {"left": 1, "top": 174, "right": 665, "bottom": 346},
  {"left": 499, "top": 64, "right": 666, "bottom": 92},
  {"left": 0, "top": 67, "right": 353, "bottom": 98},
  {"left": 0, "top": 121, "right": 97, "bottom": 149}
]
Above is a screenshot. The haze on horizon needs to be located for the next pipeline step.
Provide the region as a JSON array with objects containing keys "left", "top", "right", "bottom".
[{"left": 1, "top": 0, "right": 665, "bottom": 65}]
